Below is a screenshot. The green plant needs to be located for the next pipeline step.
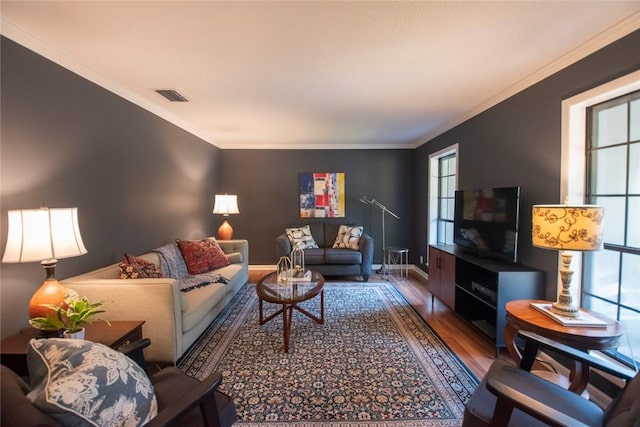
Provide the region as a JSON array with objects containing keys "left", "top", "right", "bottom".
[{"left": 29, "top": 290, "right": 110, "bottom": 332}]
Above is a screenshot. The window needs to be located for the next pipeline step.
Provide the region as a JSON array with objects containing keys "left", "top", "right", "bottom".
[
  {"left": 582, "top": 90, "right": 640, "bottom": 366},
  {"left": 436, "top": 154, "right": 456, "bottom": 245},
  {"left": 428, "top": 145, "right": 457, "bottom": 252}
]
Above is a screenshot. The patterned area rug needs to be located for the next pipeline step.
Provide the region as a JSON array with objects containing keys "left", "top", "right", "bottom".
[{"left": 178, "top": 282, "right": 478, "bottom": 426}]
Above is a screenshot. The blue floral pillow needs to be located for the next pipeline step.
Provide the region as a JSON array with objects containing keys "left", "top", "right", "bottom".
[{"left": 27, "top": 338, "right": 157, "bottom": 426}]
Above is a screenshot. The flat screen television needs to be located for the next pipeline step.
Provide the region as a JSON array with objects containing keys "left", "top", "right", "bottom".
[{"left": 453, "top": 186, "right": 520, "bottom": 263}]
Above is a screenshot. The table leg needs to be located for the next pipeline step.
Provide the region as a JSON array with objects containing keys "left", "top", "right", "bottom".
[
  {"left": 569, "top": 360, "right": 589, "bottom": 393},
  {"left": 504, "top": 321, "right": 522, "bottom": 364},
  {"left": 505, "top": 320, "right": 590, "bottom": 395},
  {"left": 282, "top": 303, "right": 290, "bottom": 353}
]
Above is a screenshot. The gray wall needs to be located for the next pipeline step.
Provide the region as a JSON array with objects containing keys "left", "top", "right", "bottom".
[
  {"left": 1, "top": 37, "right": 222, "bottom": 337},
  {"left": 219, "top": 149, "right": 414, "bottom": 263},
  {"left": 413, "top": 30, "right": 640, "bottom": 298}
]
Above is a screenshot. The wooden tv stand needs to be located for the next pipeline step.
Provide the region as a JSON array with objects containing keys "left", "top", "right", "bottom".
[{"left": 429, "top": 244, "right": 545, "bottom": 356}]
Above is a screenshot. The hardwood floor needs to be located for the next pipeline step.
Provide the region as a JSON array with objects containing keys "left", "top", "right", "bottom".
[
  {"left": 249, "top": 268, "right": 498, "bottom": 379},
  {"left": 390, "top": 271, "right": 497, "bottom": 380}
]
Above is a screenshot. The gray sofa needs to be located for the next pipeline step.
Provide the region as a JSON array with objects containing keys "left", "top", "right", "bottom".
[
  {"left": 276, "top": 222, "right": 374, "bottom": 281},
  {"left": 62, "top": 239, "right": 249, "bottom": 363}
]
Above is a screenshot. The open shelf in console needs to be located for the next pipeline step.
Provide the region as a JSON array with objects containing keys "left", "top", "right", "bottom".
[{"left": 450, "top": 250, "right": 546, "bottom": 356}]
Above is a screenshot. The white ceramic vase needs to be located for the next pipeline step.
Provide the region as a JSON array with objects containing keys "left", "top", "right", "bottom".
[{"left": 63, "top": 328, "right": 85, "bottom": 340}]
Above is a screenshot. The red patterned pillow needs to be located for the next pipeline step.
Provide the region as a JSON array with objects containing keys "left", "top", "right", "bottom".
[
  {"left": 119, "top": 253, "right": 166, "bottom": 279},
  {"left": 176, "top": 238, "right": 230, "bottom": 275}
]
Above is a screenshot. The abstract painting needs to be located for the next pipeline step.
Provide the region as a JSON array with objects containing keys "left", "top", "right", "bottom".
[{"left": 299, "top": 172, "right": 345, "bottom": 217}]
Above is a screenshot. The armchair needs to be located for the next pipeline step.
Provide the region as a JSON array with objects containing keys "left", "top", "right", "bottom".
[
  {"left": 1, "top": 338, "right": 237, "bottom": 427},
  {"left": 463, "top": 330, "right": 639, "bottom": 427}
]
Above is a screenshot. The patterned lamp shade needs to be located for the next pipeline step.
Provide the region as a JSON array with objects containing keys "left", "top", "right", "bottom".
[{"left": 532, "top": 204, "right": 604, "bottom": 251}]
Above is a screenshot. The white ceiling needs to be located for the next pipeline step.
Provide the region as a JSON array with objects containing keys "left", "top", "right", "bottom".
[{"left": 2, "top": 1, "right": 639, "bottom": 149}]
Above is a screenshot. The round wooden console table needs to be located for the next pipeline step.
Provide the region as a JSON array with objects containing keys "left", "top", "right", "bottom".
[{"left": 505, "top": 299, "right": 623, "bottom": 393}]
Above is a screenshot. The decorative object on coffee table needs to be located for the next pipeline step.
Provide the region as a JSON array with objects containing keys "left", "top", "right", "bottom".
[
  {"left": 213, "top": 194, "right": 240, "bottom": 240},
  {"left": 2, "top": 206, "right": 87, "bottom": 320},
  {"left": 532, "top": 199, "right": 604, "bottom": 318},
  {"left": 276, "top": 255, "right": 293, "bottom": 283}
]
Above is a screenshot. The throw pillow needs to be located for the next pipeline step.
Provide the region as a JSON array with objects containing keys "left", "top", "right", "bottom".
[
  {"left": 176, "top": 238, "right": 231, "bottom": 275},
  {"left": 119, "top": 253, "right": 166, "bottom": 279},
  {"left": 27, "top": 338, "right": 157, "bottom": 427},
  {"left": 285, "top": 225, "right": 319, "bottom": 250},
  {"left": 332, "top": 225, "right": 364, "bottom": 250}
]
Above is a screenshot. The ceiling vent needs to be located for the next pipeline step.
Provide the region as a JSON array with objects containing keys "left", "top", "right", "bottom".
[{"left": 155, "top": 89, "right": 189, "bottom": 102}]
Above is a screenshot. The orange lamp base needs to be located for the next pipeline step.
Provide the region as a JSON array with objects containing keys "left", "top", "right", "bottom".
[
  {"left": 28, "top": 278, "right": 67, "bottom": 319},
  {"left": 218, "top": 219, "right": 234, "bottom": 240}
]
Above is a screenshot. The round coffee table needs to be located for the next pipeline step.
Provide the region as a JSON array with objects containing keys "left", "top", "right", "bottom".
[{"left": 256, "top": 270, "right": 325, "bottom": 353}]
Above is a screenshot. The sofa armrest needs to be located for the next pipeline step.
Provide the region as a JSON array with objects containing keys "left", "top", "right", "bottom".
[
  {"left": 217, "top": 239, "right": 248, "bottom": 265},
  {"left": 276, "top": 234, "right": 292, "bottom": 259},
  {"left": 61, "top": 278, "right": 182, "bottom": 363},
  {"left": 359, "top": 232, "right": 374, "bottom": 276}
]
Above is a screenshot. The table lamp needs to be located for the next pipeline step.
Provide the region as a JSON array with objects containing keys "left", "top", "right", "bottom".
[
  {"left": 2, "top": 206, "right": 88, "bottom": 319},
  {"left": 532, "top": 200, "right": 604, "bottom": 318},
  {"left": 213, "top": 194, "right": 239, "bottom": 240}
]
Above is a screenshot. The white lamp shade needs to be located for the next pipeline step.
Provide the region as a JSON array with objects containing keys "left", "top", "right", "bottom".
[
  {"left": 2, "top": 207, "right": 88, "bottom": 263},
  {"left": 213, "top": 195, "right": 239, "bottom": 215},
  {"left": 532, "top": 204, "right": 604, "bottom": 251}
]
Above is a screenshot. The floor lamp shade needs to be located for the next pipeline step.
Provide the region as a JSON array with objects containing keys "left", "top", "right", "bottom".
[
  {"left": 2, "top": 207, "right": 87, "bottom": 319},
  {"left": 213, "top": 195, "right": 239, "bottom": 240},
  {"left": 532, "top": 203, "right": 604, "bottom": 317}
]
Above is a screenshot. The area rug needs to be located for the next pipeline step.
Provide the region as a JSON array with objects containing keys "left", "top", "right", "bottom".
[{"left": 178, "top": 282, "right": 478, "bottom": 426}]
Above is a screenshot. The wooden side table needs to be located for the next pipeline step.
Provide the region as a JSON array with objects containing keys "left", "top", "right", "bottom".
[
  {"left": 505, "top": 300, "right": 623, "bottom": 393},
  {"left": 0, "top": 320, "right": 145, "bottom": 376}
]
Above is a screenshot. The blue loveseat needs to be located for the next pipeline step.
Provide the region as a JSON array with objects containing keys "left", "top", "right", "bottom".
[{"left": 276, "top": 222, "right": 374, "bottom": 281}]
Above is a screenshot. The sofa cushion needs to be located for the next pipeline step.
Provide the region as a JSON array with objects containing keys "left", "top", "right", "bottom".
[
  {"left": 301, "top": 247, "right": 326, "bottom": 265},
  {"left": 325, "top": 247, "right": 363, "bottom": 264},
  {"left": 181, "top": 282, "right": 227, "bottom": 332},
  {"left": 27, "top": 338, "right": 157, "bottom": 427},
  {"left": 119, "top": 253, "right": 166, "bottom": 279},
  {"left": 177, "top": 238, "right": 230, "bottom": 275},
  {"left": 285, "top": 225, "right": 319, "bottom": 250},
  {"left": 332, "top": 225, "right": 363, "bottom": 250}
]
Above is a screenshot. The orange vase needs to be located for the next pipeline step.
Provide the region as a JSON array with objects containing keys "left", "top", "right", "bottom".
[{"left": 28, "top": 278, "right": 67, "bottom": 319}]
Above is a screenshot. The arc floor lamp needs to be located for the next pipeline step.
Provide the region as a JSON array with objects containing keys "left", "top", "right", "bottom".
[{"left": 359, "top": 196, "right": 399, "bottom": 274}]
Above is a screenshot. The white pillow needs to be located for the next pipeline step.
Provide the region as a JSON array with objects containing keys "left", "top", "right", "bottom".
[
  {"left": 333, "top": 225, "right": 364, "bottom": 250},
  {"left": 285, "top": 225, "right": 319, "bottom": 250},
  {"left": 27, "top": 338, "right": 157, "bottom": 427}
]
